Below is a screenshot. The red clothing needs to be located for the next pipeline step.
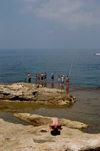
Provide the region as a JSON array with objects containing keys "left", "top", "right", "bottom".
[{"left": 66, "top": 78, "right": 69, "bottom": 83}]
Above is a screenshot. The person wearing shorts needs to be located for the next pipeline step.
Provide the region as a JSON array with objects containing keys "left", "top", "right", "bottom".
[{"left": 27, "top": 73, "right": 31, "bottom": 83}]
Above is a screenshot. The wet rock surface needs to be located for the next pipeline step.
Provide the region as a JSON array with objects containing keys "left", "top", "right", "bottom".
[
  {"left": 0, "top": 83, "right": 77, "bottom": 106},
  {"left": 0, "top": 114, "right": 100, "bottom": 151}
]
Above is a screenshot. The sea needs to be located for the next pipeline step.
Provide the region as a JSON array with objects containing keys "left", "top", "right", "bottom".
[
  {"left": 0, "top": 49, "right": 100, "bottom": 133},
  {"left": 0, "top": 49, "right": 100, "bottom": 87}
]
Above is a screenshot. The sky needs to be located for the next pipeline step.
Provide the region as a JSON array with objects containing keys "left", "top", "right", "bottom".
[{"left": 0, "top": 0, "right": 100, "bottom": 49}]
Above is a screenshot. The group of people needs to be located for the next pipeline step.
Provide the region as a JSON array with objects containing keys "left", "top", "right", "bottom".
[
  {"left": 35, "top": 73, "right": 47, "bottom": 87},
  {"left": 35, "top": 73, "right": 47, "bottom": 83},
  {"left": 27, "top": 72, "right": 47, "bottom": 86},
  {"left": 27, "top": 72, "right": 69, "bottom": 93},
  {"left": 57, "top": 74, "right": 69, "bottom": 93}
]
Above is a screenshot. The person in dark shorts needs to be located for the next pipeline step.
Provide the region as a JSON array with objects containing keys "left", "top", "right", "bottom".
[
  {"left": 44, "top": 72, "right": 47, "bottom": 81},
  {"left": 51, "top": 73, "right": 54, "bottom": 88},
  {"left": 51, "top": 73, "right": 54, "bottom": 81},
  {"left": 41, "top": 73, "right": 44, "bottom": 81},
  {"left": 34, "top": 74, "right": 37, "bottom": 84},
  {"left": 44, "top": 72, "right": 47, "bottom": 87},
  {"left": 37, "top": 74, "right": 40, "bottom": 84},
  {"left": 27, "top": 73, "right": 31, "bottom": 83},
  {"left": 41, "top": 73, "right": 44, "bottom": 86}
]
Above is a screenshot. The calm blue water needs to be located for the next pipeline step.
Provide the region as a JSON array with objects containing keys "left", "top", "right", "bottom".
[{"left": 0, "top": 49, "right": 100, "bottom": 87}]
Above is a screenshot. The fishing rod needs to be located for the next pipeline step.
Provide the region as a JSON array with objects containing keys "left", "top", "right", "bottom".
[{"left": 68, "top": 62, "right": 73, "bottom": 77}]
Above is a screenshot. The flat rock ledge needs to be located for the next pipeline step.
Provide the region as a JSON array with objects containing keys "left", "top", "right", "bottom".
[
  {"left": 14, "top": 113, "right": 88, "bottom": 130},
  {"left": 0, "top": 114, "right": 100, "bottom": 151},
  {"left": 0, "top": 83, "right": 77, "bottom": 106}
]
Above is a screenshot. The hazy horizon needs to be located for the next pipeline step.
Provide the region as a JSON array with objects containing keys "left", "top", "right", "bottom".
[{"left": 0, "top": 0, "right": 100, "bottom": 50}]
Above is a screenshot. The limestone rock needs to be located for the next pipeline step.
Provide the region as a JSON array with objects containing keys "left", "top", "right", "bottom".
[
  {"left": 0, "top": 83, "right": 77, "bottom": 106},
  {"left": 14, "top": 113, "right": 88, "bottom": 129},
  {"left": 0, "top": 117, "right": 100, "bottom": 151}
]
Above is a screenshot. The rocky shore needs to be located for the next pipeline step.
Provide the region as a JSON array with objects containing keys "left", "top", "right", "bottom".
[
  {"left": 0, "top": 83, "right": 77, "bottom": 106},
  {"left": 14, "top": 113, "right": 88, "bottom": 129},
  {"left": 0, "top": 83, "right": 100, "bottom": 150},
  {"left": 0, "top": 113, "right": 100, "bottom": 151}
]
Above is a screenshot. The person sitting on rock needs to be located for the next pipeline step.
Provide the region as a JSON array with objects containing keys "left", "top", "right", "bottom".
[{"left": 49, "top": 117, "right": 62, "bottom": 136}]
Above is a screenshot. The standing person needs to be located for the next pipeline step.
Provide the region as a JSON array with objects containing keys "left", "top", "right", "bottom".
[
  {"left": 62, "top": 75, "right": 65, "bottom": 83},
  {"left": 41, "top": 73, "right": 44, "bottom": 81},
  {"left": 27, "top": 73, "right": 31, "bottom": 83},
  {"left": 66, "top": 75, "right": 69, "bottom": 94},
  {"left": 61, "top": 75, "right": 64, "bottom": 89},
  {"left": 44, "top": 72, "right": 47, "bottom": 82},
  {"left": 41, "top": 73, "right": 44, "bottom": 86},
  {"left": 66, "top": 75, "right": 69, "bottom": 84},
  {"left": 44, "top": 72, "right": 47, "bottom": 87},
  {"left": 58, "top": 74, "right": 61, "bottom": 88},
  {"left": 37, "top": 74, "right": 40, "bottom": 84},
  {"left": 58, "top": 74, "right": 60, "bottom": 83},
  {"left": 34, "top": 74, "right": 37, "bottom": 84},
  {"left": 51, "top": 73, "right": 54, "bottom": 81},
  {"left": 51, "top": 73, "right": 54, "bottom": 88}
]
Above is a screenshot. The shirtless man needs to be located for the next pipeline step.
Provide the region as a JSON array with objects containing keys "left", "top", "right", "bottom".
[{"left": 27, "top": 73, "right": 31, "bottom": 83}]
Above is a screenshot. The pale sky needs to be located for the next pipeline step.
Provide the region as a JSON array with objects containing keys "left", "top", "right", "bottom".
[{"left": 0, "top": 0, "right": 100, "bottom": 49}]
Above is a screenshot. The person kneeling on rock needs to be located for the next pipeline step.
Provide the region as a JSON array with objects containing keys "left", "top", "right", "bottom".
[{"left": 49, "top": 117, "right": 62, "bottom": 136}]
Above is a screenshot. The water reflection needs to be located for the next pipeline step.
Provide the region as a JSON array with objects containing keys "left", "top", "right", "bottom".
[
  {"left": 51, "top": 80, "right": 54, "bottom": 88},
  {"left": 0, "top": 85, "right": 100, "bottom": 133}
]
